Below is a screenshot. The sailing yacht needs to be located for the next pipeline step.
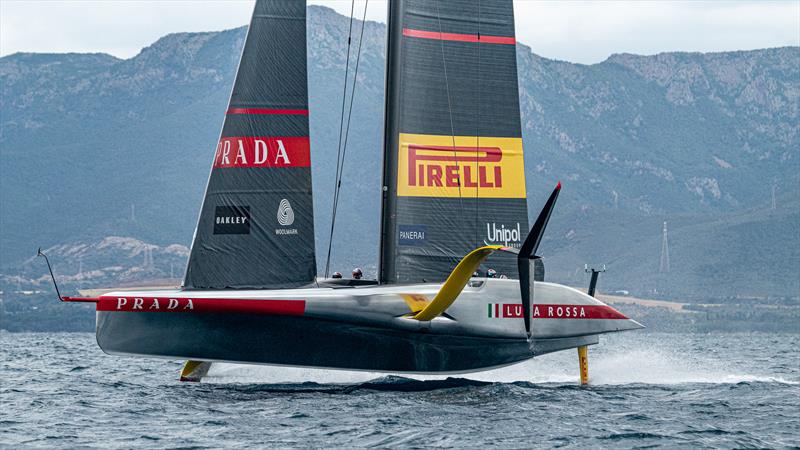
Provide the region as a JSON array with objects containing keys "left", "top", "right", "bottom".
[{"left": 48, "top": 0, "right": 642, "bottom": 382}]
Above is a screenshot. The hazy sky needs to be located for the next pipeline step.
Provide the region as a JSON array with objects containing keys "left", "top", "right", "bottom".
[{"left": 1, "top": 1, "right": 798, "bottom": 64}]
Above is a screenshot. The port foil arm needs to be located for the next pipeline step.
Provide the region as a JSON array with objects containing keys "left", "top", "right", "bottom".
[{"left": 413, "top": 245, "right": 505, "bottom": 321}]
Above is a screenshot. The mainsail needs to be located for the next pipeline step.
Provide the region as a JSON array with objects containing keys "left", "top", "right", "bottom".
[
  {"left": 379, "top": 0, "right": 529, "bottom": 284},
  {"left": 184, "top": 0, "right": 316, "bottom": 289}
]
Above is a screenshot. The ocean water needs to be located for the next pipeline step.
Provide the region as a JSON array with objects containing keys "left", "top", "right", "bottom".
[{"left": 1, "top": 332, "right": 798, "bottom": 448}]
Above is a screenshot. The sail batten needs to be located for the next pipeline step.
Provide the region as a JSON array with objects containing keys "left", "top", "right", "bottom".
[
  {"left": 380, "top": 0, "right": 529, "bottom": 284},
  {"left": 184, "top": 0, "right": 315, "bottom": 290}
]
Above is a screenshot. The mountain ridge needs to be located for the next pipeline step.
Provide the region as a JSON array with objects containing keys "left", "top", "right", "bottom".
[{"left": 1, "top": 5, "right": 797, "bottom": 299}]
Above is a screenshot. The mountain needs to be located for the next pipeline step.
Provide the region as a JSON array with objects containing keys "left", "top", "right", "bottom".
[{"left": 1, "top": 6, "right": 798, "bottom": 299}]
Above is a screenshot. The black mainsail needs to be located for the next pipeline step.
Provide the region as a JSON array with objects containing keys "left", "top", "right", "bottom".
[
  {"left": 184, "top": 0, "right": 316, "bottom": 289},
  {"left": 379, "top": 0, "right": 529, "bottom": 284}
]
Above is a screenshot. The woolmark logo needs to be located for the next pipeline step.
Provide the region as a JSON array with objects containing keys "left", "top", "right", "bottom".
[
  {"left": 397, "top": 133, "right": 526, "bottom": 198},
  {"left": 277, "top": 199, "right": 294, "bottom": 226},
  {"left": 275, "top": 199, "right": 298, "bottom": 235},
  {"left": 484, "top": 222, "right": 522, "bottom": 247}
]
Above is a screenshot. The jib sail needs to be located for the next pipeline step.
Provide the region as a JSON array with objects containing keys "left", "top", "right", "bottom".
[
  {"left": 379, "top": 0, "right": 529, "bottom": 284},
  {"left": 184, "top": 0, "right": 316, "bottom": 289}
]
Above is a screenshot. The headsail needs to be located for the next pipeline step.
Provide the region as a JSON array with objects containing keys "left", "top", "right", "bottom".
[
  {"left": 184, "top": 0, "right": 316, "bottom": 289},
  {"left": 379, "top": 0, "right": 528, "bottom": 284}
]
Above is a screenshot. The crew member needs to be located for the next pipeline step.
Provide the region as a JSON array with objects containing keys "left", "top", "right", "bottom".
[
  {"left": 352, "top": 268, "right": 363, "bottom": 280},
  {"left": 487, "top": 268, "right": 497, "bottom": 278},
  {"left": 332, "top": 272, "right": 343, "bottom": 279}
]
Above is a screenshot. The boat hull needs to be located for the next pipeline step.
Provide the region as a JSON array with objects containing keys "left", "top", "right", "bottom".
[
  {"left": 94, "top": 279, "right": 640, "bottom": 373},
  {"left": 98, "top": 312, "right": 536, "bottom": 372}
]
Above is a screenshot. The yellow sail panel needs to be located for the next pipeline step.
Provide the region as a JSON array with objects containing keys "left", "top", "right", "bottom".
[{"left": 397, "top": 133, "right": 526, "bottom": 199}]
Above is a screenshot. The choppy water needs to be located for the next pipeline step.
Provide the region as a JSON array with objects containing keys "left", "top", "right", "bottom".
[{"left": 2, "top": 332, "right": 798, "bottom": 448}]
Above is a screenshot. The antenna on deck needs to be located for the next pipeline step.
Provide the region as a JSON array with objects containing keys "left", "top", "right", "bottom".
[{"left": 584, "top": 264, "right": 606, "bottom": 297}]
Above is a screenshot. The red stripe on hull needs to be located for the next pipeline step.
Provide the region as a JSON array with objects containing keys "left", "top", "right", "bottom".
[
  {"left": 534, "top": 304, "right": 628, "bottom": 320},
  {"left": 213, "top": 136, "right": 310, "bottom": 168},
  {"left": 97, "top": 296, "right": 306, "bottom": 316},
  {"left": 226, "top": 108, "right": 309, "bottom": 116},
  {"left": 402, "top": 28, "right": 515, "bottom": 45}
]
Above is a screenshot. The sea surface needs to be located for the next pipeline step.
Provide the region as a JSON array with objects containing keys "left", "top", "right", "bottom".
[{"left": 1, "top": 331, "right": 798, "bottom": 448}]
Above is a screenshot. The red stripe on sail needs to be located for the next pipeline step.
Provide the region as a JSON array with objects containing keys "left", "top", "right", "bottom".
[
  {"left": 97, "top": 296, "right": 306, "bottom": 316},
  {"left": 213, "top": 136, "right": 310, "bottom": 168},
  {"left": 226, "top": 108, "right": 309, "bottom": 116},
  {"left": 402, "top": 28, "right": 515, "bottom": 45}
]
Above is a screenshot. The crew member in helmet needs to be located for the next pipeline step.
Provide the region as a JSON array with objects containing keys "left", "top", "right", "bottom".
[
  {"left": 331, "top": 272, "right": 343, "bottom": 279},
  {"left": 486, "top": 268, "right": 497, "bottom": 278},
  {"left": 352, "top": 268, "right": 363, "bottom": 280}
]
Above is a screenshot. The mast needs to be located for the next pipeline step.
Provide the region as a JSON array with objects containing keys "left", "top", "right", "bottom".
[{"left": 379, "top": 0, "right": 404, "bottom": 284}]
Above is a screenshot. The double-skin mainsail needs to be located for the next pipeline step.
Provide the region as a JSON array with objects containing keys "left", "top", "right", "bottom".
[{"left": 379, "top": 0, "right": 529, "bottom": 284}]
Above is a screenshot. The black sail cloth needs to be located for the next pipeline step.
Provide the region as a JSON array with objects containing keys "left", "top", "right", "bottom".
[
  {"left": 184, "top": 0, "right": 316, "bottom": 289},
  {"left": 380, "top": 0, "right": 529, "bottom": 284}
]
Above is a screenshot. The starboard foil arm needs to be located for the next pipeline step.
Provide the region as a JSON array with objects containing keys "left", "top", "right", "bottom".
[{"left": 518, "top": 182, "right": 561, "bottom": 335}]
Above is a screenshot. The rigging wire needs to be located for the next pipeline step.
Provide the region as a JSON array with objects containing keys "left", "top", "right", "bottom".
[
  {"left": 324, "top": 0, "right": 369, "bottom": 278},
  {"left": 435, "top": 0, "right": 466, "bottom": 228},
  {"left": 323, "top": 0, "right": 356, "bottom": 279}
]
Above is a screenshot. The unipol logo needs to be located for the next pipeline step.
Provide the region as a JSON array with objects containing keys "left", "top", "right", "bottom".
[
  {"left": 277, "top": 199, "right": 295, "bottom": 226},
  {"left": 484, "top": 222, "right": 522, "bottom": 246},
  {"left": 397, "top": 133, "right": 526, "bottom": 198}
]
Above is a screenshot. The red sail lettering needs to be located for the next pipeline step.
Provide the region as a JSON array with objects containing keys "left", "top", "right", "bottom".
[
  {"left": 213, "top": 136, "right": 310, "bottom": 168},
  {"left": 408, "top": 145, "right": 502, "bottom": 188}
]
